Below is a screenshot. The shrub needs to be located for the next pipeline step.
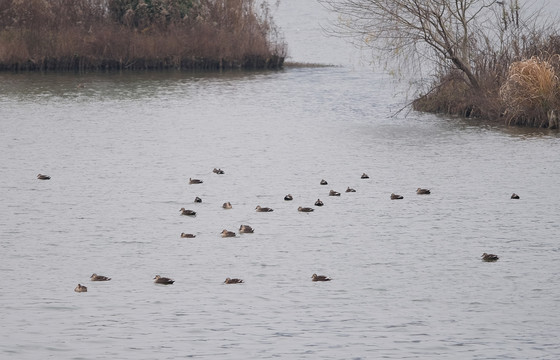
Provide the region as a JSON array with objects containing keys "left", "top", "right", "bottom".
[{"left": 500, "top": 57, "right": 560, "bottom": 127}]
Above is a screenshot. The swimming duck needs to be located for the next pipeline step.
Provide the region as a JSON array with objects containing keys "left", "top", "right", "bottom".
[
  {"left": 90, "top": 273, "right": 111, "bottom": 281},
  {"left": 239, "top": 224, "right": 254, "bottom": 233},
  {"left": 221, "top": 229, "right": 236, "bottom": 238},
  {"left": 284, "top": 194, "right": 293, "bottom": 201},
  {"left": 311, "top": 274, "right": 331, "bottom": 282},
  {"left": 417, "top": 188, "right": 431, "bottom": 195},
  {"left": 315, "top": 199, "right": 324, "bottom": 206},
  {"left": 223, "top": 202, "right": 232, "bottom": 209},
  {"left": 74, "top": 284, "right": 87, "bottom": 292},
  {"left": 298, "top": 206, "right": 314, "bottom": 212},
  {"left": 189, "top": 178, "right": 203, "bottom": 184},
  {"left": 181, "top": 233, "right": 196, "bottom": 238},
  {"left": 346, "top": 187, "right": 356, "bottom": 192},
  {"left": 361, "top": 173, "right": 369, "bottom": 179},
  {"left": 153, "top": 275, "right": 175, "bottom": 284},
  {"left": 224, "top": 277, "right": 244, "bottom": 284},
  {"left": 329, "top": 190, "right": 341, "bottom": 196},
  {"left": 37, "top": 174, "right": 51, "bottom": 180},
  {"left": 511, "top": 193, "right": 520, "bottom": 199},
  {"left": 194, "top": 196, "right": 202, "bottom": 203},
  {"left": 213, "top": 168, "right": 225, "bottom": 174},
  {"left": 482, "top": 253, "right": 499, "bottom": 262},
  {"left": 390, "top": 193, "right": 403, "bottom": 200},
  {"left": 255, "top": 205, "right": 274, "bottom": 212},
  {"left": 320, "top": 179, "right": 328, "bottom": 185},
  {"left": 180, "top": 208, "right": 197, "bottom": 216}
]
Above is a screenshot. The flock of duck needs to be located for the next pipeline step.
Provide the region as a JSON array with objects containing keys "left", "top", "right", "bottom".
[{"left": 37, "top": 171, "right": 505, "bottom": 293}]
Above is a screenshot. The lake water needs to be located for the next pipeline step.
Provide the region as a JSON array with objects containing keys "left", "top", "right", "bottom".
[{"left": 1, "top": 1, "right": 560, "bottom": 359}]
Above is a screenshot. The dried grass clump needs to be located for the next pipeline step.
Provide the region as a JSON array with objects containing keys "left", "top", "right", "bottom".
[{"left": 500, "top": 57, "right": 560, "bottom": 127}]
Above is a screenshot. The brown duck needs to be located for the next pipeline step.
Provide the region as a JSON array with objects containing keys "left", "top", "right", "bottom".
[
  {"left": 90, "top": 273, "right": 111, "bottom": 281},
  {"left": 153, "top": 275, "right": 175, "bottom": 284},
  {"left": 312, "top": 274, "right": 331, "bottom": 282}
]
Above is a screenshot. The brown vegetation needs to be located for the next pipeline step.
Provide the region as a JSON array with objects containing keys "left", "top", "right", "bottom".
[{"left": 0, "top": 0, "right": 286, "bottom": 71}]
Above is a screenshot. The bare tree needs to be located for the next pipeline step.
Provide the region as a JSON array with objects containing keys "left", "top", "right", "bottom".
[{"left": 318, "top": 0, "right": 528, "bottom": 90}]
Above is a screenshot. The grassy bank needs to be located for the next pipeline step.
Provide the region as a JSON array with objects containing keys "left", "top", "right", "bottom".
[
  {"left": 0, "top": 0, "right": 286, "bottom": 71},
  {"left": 413, "top": 33, "right": 560, "bottom": 129}
]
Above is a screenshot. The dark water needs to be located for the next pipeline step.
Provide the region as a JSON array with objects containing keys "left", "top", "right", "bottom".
[{"left": 1, "top": 1, "right": 560, "bottom": 359}]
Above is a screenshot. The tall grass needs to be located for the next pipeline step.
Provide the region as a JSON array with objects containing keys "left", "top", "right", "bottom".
[{"left": 0, "top": 0, "right": 286, "bottom": 71}]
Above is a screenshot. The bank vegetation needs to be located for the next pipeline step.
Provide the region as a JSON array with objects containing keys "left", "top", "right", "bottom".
[
  {"left": 0, "top": 0, "right": 286, "bottom": 71},
  {"left": 320, "top": 0, "right": 560, "bottom": 128}
]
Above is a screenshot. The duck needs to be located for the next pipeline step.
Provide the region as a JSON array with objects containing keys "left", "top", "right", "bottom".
[
  {"left": 153, "top": 275, "right": 175, "bottom": 284},
  {"left": 320, "top": 179, "right": 328, "bottom": 185},
  {"left": 482, "top": 253, "right": 499, "bottom": 262},
  {"left": 37, "top": 174, "right": 51, "bottom": 180},
  {"left": 221, "top": 229, "right": 236, "bottom": 238},
  {"left": 298, "top": 206, "right": 314, "bottom": 212},
  {"left": 194, "top": 196, "right": 202, "bottom": 203},
  {"left": 311, "top": 273, "right": 331, "bottom": 282},
  {"left": 180, "top": 208, "right": 197, "bottom": 216},
  {"left": 222, "top": 202, "right": 232, "bottom": 209},
  {"left": 74, "top": 284, "right": 87, "bottom": 292},
  {"left": 511, "top": 193, "right": 520, "bottom": 199},
  {"left": 224, "top": 277, "right": 244, "bottom": 284},
  {"left": 346, "top": 187, "right": 356, "bottom": 192},
  {"left": 181, "top": 233, "right": 196, "bottom": 238},
  {"left": 213, "top": 168, "right": 225, "bottom": 174},
  {"left": 390, "top": 193, "right": 403, "bottom": 200},
  {"left": 189, "top": 178, "right": 203, "bottom": 184},
  {"left": 329, "top": 190, "right": 341, "bottom": 196},
  {"left": 417, "top": 188, "right": 431, "bottom": 195},
  {"left": 284, "top": 194, "right": 293, "bottom": 201},
  {"left": 315, "top": 199, "right": 324, "bottom": 206},
  {"left": 255, "top": 205, "right": 273, "bottom": 212},
  {"left": 239, "top": 224, "right": 254, "bottom": 233},
  {"left": 90, "top": 273, "right": 111, "bottom": 281},
  {"left": 361, "top": 173, "right": 369, "bottom": 179}
]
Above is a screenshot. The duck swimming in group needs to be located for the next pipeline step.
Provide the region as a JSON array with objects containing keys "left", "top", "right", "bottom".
[
  {"left": 482, "top": 253, "right": 499, "bottom": 262},
  {"left": 180, "top": 208, "right": 197, "bottom": 216},
  {"left": 221, "top": 229, "right": 236, "bottom": 238},
  {"left": 213, "top": 168, "right": 225, "bottom": 174},
  {"left": 417, "top": 188, "right": 431, "bottom": 195},
  {"left": 189, "top": 178, "right": 203, "bottom": 184},
  {"left": 361, "top": 173, "right": 369, "bottom": 179},
  {"left": 391, "top": 193, "right": 403, "bottom": 200},
  {"left": 284, "top": 194, "right": 293, "bottom": 201},
  {"left": 329, "top": 190, "right": 341, "bottom": 196},
  {"left": 224, "top": 278, "right": 244, "bottom": 284},
  {"left": 346, "top": 187, "right": 356, "bottom": 192},
  {"left": 37, "top": 174, "right": 51, "bottom": 180},
  {"left": 255, "top": 205, "right": 274, "bottom": 212},
  {"left": 511, "top": 193, "right": 520, "bottom": 199},
  {"left": 194, "top": 196, "right": 202, "bottom": 203},
  {"left": 312, "top": 274, "right": 331, "bottom": 282},
  {"left": 315, "top": 199, "right": 324, "bottom": 206},
  {"left": 320, "top": 179, "right": 328, "bottom": 185},
  {"left": 223, "top": 202, "right": 232, "bottom": 209},
  {"left": 239, "top": 225, "right": 254, "bottom": 233},
  {"left": 74, "top": 284, "right": 87, "bottom": 292},
  {"left": 90, "top": 273, "right": 111, "bottom": 281},
  {"left": 181, "top": 233, "right": 196, "bottom": 238},
  {"left": 298, "top": 206, "right": 314, "bottom": 212},
  {"left": 154, "top": 275, "right": 175, "bottom": 284}
]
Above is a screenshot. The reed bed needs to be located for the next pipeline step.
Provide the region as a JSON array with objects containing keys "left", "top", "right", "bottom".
[{"left": 0, "top": 0, "right": 286, "bottom": 71}]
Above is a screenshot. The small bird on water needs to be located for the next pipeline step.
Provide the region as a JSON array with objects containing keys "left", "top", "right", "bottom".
[
  {"left": 189, "top": 178, "right": 203, "bottom": 184},
  {"left": 180, "top": 208, "right": 197, "bottom": 216},
  {"left": 153, "top": 275, "right": 175, "bottom": 284},
  {"left": 239, "top": 224, "right": 254, "bottom": 233},
  {"left": 255, "top": 205, "right": 273, "bottom": 212},
  {"left": 481, "top": 253, "right": 499, "bottom": 262},
  {"left": 312, "top": 273, "right": 331, "bottom": 282},
  {"left": 511, "top": 193, "right": 520, "bottom": 199},
  {"left": 90, "top": 273, "right": 111, "bottom": 281},
  {"left": 391, "top": 193, "right": 403, "bottom": 200},
  {"left": 224, "top": 278, "right": 244, "bottom": 284},
  {"left": 37, "top": 174, "right": 51, "bottom": 180},
  {"left": 74, "top": 284, "right": 87, "bottom": 292},
  {"left": 298, "top": 206, "right": 314, "bottom": 212},
  {"left": 221, "top": 229, "right": 236, "bottom": 238}
]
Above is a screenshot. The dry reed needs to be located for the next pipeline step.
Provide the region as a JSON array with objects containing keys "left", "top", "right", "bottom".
[
  {"left": 0, "top": 0, "right": 286, "bottom": 71},
  {"left": 500, "top": 56, "right": 560, "bottom": 127}
]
